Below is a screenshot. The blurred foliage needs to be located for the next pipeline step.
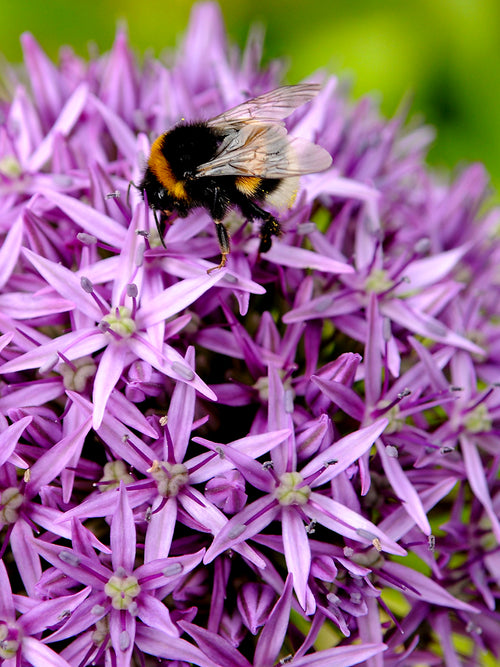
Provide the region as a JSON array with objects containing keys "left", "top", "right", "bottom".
[{"left": 1, "top": 0, "right": 500, "bottom": 192}]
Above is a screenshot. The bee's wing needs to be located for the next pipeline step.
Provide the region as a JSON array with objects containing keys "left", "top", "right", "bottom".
[
  {"left": 195, "top": 123, "right": 332, "bottom": 178},
  {"left": 206, "top": 84, "right": 322, "bottom": 126}
]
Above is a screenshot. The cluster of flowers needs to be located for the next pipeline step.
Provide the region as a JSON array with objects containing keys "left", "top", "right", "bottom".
[{"left": 0, "top": 3, "right": 499, "bottom": 665}]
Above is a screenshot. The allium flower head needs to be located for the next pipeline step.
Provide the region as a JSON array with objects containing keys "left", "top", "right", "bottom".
[{"left": 0, "top": 3, "right": 499, "bottom": 666}]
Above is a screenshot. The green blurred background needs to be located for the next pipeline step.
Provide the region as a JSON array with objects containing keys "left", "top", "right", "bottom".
[{"left": 2, "top": 0, "right": 500, "bottom": 192}]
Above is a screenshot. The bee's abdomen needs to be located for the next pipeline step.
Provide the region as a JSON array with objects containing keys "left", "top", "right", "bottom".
[{"left": 234, "top": 176, "right": 263, "bottom": 198}]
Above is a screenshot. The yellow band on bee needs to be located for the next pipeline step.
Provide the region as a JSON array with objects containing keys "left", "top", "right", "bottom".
[{"left": 148, "top": 135, "right": 188, "bottom": 201}]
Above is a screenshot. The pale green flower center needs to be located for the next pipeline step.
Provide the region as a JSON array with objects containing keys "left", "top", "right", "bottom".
[
  {"left": 0, "top": 623, "right": 19, "bottom": 659},
  {"left": 147, "top": 226, "right": 165, "bottom": 248},
  {"left": 465, "top": 403, "right": 492, "bottom": 434},
  {"left": 381, "top": 404, "right": 405, "bottom": 434},
  {"left": 102, "top": 306, "right": 136, "bottom": 337},
  {"left": 148, "top": 461, "right": 189, "bottom": 498},
  {"left": 254, "top": 372, "right": 294, "bottom": 404},
  {"left": 275, "top": 472, "right": 311, "bottom": 506},
  {"left": 92, "top": 617, "right": 110, "bottom": 647},
  {"left": 104, "top": 573, "right": 140, "bottom": 610},
  {"left": 98, "top": 461, "right": 131, "bottom": 491},
  {"left": 254, "top": 376, "right": 270, "bottom": 402},
  {"left": 365, "top": 269, "right": 393, "bottom": 294},
  {"left": 0, "top": 487, "right": 24, "bottom": 525},
  {"left": 0, "top": 155, "right": 22, "bottom": 178},
  {"left": 59, "top": 356, "right": 97, "bottom": 391}
]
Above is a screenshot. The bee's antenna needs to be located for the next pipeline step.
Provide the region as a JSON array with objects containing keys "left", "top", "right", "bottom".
[{"left": 127, "top": 181, "right": 140, "bottom": 208}]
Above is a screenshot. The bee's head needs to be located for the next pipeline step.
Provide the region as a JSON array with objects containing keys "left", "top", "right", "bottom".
[
  {"left": 138, "top": 169, "right": 175, "bottom": 211},
  {"left": 149, "top": 185, "right": 175, "bottom": 211}
]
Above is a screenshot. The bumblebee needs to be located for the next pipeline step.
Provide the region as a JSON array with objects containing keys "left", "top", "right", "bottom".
[{"left": 139, "top": 84, "right": 332, "bottom": 269}]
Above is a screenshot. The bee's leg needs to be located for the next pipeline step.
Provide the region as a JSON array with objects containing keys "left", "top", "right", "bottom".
[
  {"left": 152, "top": 209, "right": 167, "bottom": 248},
  {"left": 207, "top": 185, "right": 231, "bottom": 272},
  {"left": 258, "top": 216, "right": 282, "bottom": 254},
  {"left": 207, "top": 220, "right": 230, "bottom": 273},
  {"left": 238, "top": 199, "right": 282, "bottom": 254}
]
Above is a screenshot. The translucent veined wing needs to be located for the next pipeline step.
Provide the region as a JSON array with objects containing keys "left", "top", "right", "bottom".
[
  {"left": 206, "top": 83, "right": 322, "bottom": 127},
  {"left": 195, "top": 122, "right": 332, "bottom": 178}
]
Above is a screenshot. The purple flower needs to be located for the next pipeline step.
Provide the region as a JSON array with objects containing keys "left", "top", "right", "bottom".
[
  {"left": 33, "top": 483, "right": 208, "bottom": 666},
  {"left": 0, "top": 2, "right": 499, "bottom": 665},
  {"left": 0, "top": 246, "right": 223, "bottom": 429},
  {"left": 0, "top": 558, "right": 88, "bottom": 666},
  {"left": 201, "top": 367, "right": 403, "bottom": 614}
]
